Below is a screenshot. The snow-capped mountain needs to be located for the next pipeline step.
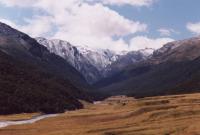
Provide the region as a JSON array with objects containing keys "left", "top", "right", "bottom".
[
  {"left": 36, "top": 37, "right": 155, "bottom": 83},
  {"left": 152, "top": 36, "right": 200, "bottom": 63},
  {"left": 36, "top": 37, "right": 121, "bottom": 83},
  {"left": 36, "top": 37, "right": 101, "bottom": 83},
  {"left": 95, "top": 36, "right": 200, "bottom": 98},
  {"left": 104, "top": 48, "right": 154, "bottom": 77},
  {"left": 76, "top": 46, "right": 120, "bottom": 71}
]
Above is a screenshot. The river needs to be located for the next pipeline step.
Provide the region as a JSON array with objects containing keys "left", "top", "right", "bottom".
[{"left": 0, "top": 114, "right": 58, "bottom": 128}]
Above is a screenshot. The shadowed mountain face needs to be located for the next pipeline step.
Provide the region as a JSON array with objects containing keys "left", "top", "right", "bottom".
[
  {"left": 95, "top": 37, "right": 200, "bottom": 97},
  {"left": 0, "top": 22, "right": 89, "bottom": 90},
  {"left": 0, "top": 22, "right": 92, "bottom": 114}
]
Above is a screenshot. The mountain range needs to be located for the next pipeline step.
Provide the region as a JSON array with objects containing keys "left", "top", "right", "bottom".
[
  {"left": 36, "top": 37, "right": 153, "bottom": 83},
  {"left": 1, "top": 21, "right": 200, "bottom": 114},
  {"left": 95, "top": 36, "right": 200, "bottom": 97}
]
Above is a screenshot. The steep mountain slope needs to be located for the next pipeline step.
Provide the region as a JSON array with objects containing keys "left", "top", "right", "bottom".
[
  {"left": 0, "top": 22, "right": 88, "bottom": 89},
  {"left": 0, "top": 22, "right": 92, "bottom": 114},
  {"left": 151, "top": 36, "right": 200, "bottom": 63},
  {"left": 36, "top": 37, "right": 102, "bottom": 83},
  {"left": 96, "top": 36, "right": 200, "bottom": 97},
  {"left": 0, "top": 50, "right": 89, "bottom": 114},
  {"left": 76, "top": 45, "right": 119, "bottom": 71}
]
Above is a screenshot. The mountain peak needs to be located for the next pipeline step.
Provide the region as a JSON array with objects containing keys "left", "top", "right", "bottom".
[
  {"left": 139, "top": 48, "right": 155, "bottom": 56},
  {"left": 153, "top": 36, "right": 200, "bottom": 62},
  {"left": 0, "top": 21, "right": 22, "bottom": 38}
]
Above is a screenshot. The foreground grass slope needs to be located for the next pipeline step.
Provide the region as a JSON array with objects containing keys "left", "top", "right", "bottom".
[{"left": 1, "top": 93, "right": 200, "bottom": 135}]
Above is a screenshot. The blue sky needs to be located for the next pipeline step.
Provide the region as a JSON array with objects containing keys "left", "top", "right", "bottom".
[
  {"left": 111, "top": 0, "right": 200, "bottom": 39},
  {"left": 0, "top": 0, "right": 199, "bottom": 52}
]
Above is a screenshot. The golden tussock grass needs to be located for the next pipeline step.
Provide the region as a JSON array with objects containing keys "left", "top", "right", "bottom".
[{"left": 1, "top": 93, "right": 200, "bottom": 135}]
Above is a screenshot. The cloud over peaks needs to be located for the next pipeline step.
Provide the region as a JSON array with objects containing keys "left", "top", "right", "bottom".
[
  {"left": 0, "top": 0, "right": 170, "bottom": 52},
  {"left": 129, "top": 36, "right": 174, "bottom": 50},
  {"left": 187, "top": 22, "right": 200, "bottom": 35}
]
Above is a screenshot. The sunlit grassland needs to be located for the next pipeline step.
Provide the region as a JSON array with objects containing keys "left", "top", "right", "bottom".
[{"left": 1, "top": 93, "right": 200, "bottom": 135}]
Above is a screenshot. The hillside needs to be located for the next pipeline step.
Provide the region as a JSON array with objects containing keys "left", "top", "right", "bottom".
[
  {"left": 0, "top": 22, "right": 92, "bottom": 114},
  {"left": 0, "top": 50, "right": 90, "bottom": 114},
  {"left": 95, "top": 37, "right": 200, "bottom": 97},
  {"left": 0, "top": 22, "right": 89, "bottom": 90}
]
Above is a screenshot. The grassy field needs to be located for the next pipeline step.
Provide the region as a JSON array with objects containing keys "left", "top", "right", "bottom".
[
  {"left": 0, "top": 113, "right": 40, "bottom": 121},
  {"left": 1, "top": 93, "right": 200, "bottom": 135}
]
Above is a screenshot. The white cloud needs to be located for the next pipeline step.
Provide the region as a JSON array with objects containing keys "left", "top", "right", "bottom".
[
  {"left": 67, "top": 3, "right": 146, "bottom": 37},
  {"left": 0, "top": 18, "right": 19, "bottom": 28},
  {"left": 0, "top": 0, "right": 36, "bottom": 7},
  {"left": 187, "top": 22, "right": 200, "bottom": 35},
  {"left": 0, "top": 0, "right": 157, "bottom": 7},
  {"left": 0, "top": 0, "right": 166, "bottom": 52},
  {"left": 157, "top": 28, "right": 177, "bottom": 36},
  {"left": 20, "top": 16, "right": 54, "bottom": 37},
  {"left": 129, "top": 36, "right": 174, "bottom": 50},
  {"left": 52, "top": 3, "right": 147, "bottom": 49},
  {"left": 54, "top": 29, "right": 129, "bottom": 52},
  {"left": 0, "top": 1, "right": 146, "bottom": 30},
  {"left": 87, "top": 0, "right": 156, "bottom": 7},
  {"left": 0, "top": 18, "right": 172, "bottom": 52},
  {"left": 0, "top": 16, "right": 53, "bottom": 37}
]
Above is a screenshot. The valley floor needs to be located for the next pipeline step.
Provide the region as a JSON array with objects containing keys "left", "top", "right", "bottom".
[{"left": 1, "top": 94, "right": 200, "bottom": 135}]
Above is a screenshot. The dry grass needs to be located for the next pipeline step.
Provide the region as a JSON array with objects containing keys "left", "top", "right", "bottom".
[
  {"left": 0, "top": 113, "right": 40, "bottom": 121},
  {"left": 1, "top": 93, "right": 200, "bottom": 135}
]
